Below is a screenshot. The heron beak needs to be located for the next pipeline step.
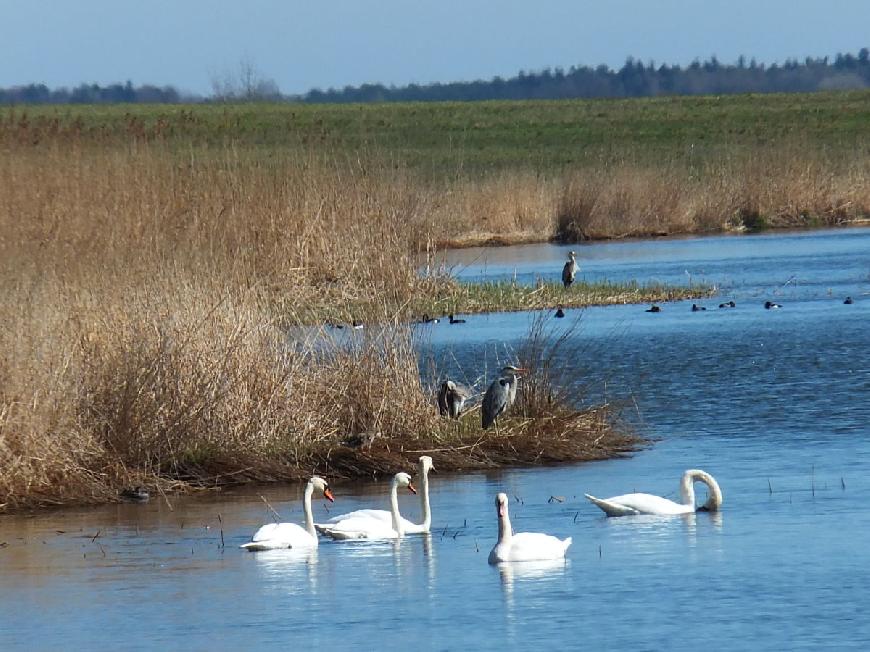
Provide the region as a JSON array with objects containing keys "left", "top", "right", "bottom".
[
  {"left": 407, "top": 482, "right": 417, "bottom": 495},
  {"left": 323, "top": 488, "right": 335, "bottom": 502}
]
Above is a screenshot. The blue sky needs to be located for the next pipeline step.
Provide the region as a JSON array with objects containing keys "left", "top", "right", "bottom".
[{"left": 2, "top": 1, "right": 868, "bottom": 95}]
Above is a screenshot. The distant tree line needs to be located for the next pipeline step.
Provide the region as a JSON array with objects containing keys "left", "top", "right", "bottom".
[
  {"left": 0, "top": 81, "right": 181, "bottom": 105},
  {"left": 2, "top": 49, "right": 869, "bottom": 105},
  {"left": 304, "top": 49, "right": 870, "bottom": 103}
]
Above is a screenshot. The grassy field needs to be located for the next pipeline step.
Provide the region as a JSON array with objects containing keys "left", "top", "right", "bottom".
[
  {"left": 6, "top": 91, "right": 869, "bottom": 243},
  {"left": 0, "top": 91, "right": 866, "bottom": 510}
]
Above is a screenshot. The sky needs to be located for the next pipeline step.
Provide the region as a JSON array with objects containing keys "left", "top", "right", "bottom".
[{"left": 2, "top": 1, "right": 869, "bottom": 96}]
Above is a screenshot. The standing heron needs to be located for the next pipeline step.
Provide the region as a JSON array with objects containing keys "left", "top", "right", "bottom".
[
  {"left": 562, "top": 251, "right": 578, "bottom": 288},
  {"left": 482, "top": 365, "right": 526, "bottom": 430},
  {"left": 437, "top": 378, "right": 472, "bottom": 419}
]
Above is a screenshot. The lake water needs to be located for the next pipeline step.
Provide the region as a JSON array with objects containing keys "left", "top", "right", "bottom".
[{"left": 2, "top": 227, "right": 869, "bottom": 650}]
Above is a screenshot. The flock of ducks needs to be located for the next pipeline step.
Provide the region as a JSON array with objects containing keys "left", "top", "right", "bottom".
[{"left": 240, "top": 457, "right": 723, "bottom": 564}]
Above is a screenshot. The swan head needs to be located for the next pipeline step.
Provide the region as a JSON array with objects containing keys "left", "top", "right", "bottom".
[
  {"left": 495, "top": 492, "right": 509, "bottom": 517},
  {"left": 681, "top": 469, "right": 722, "bottom": 512},
  {"left": 310, "top": 476, "right": 335, "bottom": 502},
  {"left": 418, "top": 455, "right": 435, "bottom": 474},
  {"left": 393, "top": 471, "right": 417, "bottom": 494}
]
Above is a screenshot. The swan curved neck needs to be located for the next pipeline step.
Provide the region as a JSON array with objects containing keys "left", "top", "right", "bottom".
[
  {"left": 389, "top": 478, "right": 405, "bottom": 537},
  {"left": 680, "top": 469, "right": 723, "bottom": 511},
  {"left": 302, "top": 481, "right": 317, "bottom": 540}
]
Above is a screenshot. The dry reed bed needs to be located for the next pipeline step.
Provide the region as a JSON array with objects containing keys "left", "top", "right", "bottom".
[{"left": 0, "top": 142, "right": 640, "bottom": 511}]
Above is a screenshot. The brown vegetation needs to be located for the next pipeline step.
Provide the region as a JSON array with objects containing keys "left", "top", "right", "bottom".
[{"left": 0, "top": 139, "right": 640, "bottom": 511}]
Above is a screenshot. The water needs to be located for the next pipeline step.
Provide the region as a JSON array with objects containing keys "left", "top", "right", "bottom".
[{"left": 2, "top": 227, "right": 869, "bottom": 650}]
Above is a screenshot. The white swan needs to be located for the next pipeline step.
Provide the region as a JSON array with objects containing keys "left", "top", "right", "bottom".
[
  {"left": 488, "top": 493, "right": 572, "bottom": 564},
  {"left": 318, "top": 472, "right": 417, "bottom": 540},
  {"left": 584, "top": 468, "right": 723, "bottom": 517},
  {"left": 317, "top": 456, "right": 435, "bottom": 534},
  {"left": 241, "top": 476, "right": 334, "bottom": 550}
]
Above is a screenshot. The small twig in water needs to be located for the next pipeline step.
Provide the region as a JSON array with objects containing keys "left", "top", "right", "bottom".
[
  {"left": 548, "top": 495, "right": 565, "bottom": 504},
  {"left": 218, "top": 514, "right": 225, "bottom": 549},
  {"left": 767, "top": 478, "right": 772, "bottom": 495},
  {"left": 260, "top": 495, "right": 283, "bottom": 523},
  {"left": 91, "top": 529, "right": 101, "bottom": 543},
  {"left": 841, "top": 477, "right": 846, "bottom": 490}
]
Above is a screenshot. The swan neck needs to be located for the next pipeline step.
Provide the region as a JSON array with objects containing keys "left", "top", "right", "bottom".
[
  {"left": 390, "top": 478, "right": 405, "bottom": 537},
  {"left": 419, "top": 464, "right": 431, "bottom": 531},
  {"left": 498, "top": 506, "right": 512, "bottom": 544},
  {"left": 302, "top": 481, "right": 317, "bottom": 540}
]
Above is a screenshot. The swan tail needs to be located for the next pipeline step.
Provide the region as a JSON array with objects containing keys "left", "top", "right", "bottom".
[
  {"left": 240, "top": 541, "right": 287, "bottom": 551},
  {"left": 584, "top": 494, "right": 640, "bottom": 517},
  {"left": 324, "top": 529, "right": 368, "bottom": 541}
]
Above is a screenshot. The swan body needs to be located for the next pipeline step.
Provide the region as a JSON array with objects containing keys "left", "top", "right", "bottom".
[
  {"left": 317, "top": 472, "right": 417, "bottom": 540},
  {"left": 241, "top": 476, "right": 334, "bottom": 550},
  {"left": 488, "top": 493, "right": 571, "bottom": 564},
  {"left": 585, "top": 469, "right": 723, "bottom": 517},
  {"left": 321, "top": 457, "right": 435, "bottom": 534}
]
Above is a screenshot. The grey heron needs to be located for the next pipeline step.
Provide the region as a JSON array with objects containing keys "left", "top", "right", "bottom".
[
  {"left": 561, "top": 251, "right": 578, "bottom": 288},
  {"left": 438, "top": 379, "right": 472, "bottom": 419},
  {"left": 481, "top": 365, "right": 526, "bottom": 429}
]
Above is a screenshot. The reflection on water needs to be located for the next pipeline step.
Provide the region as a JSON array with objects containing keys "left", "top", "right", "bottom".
[{"left": 2, "top": 228, "right": 870, "bottom": 650}]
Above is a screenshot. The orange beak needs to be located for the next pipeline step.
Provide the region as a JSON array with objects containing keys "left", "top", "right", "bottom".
[
  {"left": 323, "top": 488, "right": 335, "bottom": 502},
  {"left": 407, "top": 482, "right": 417, "bottom": 495}
]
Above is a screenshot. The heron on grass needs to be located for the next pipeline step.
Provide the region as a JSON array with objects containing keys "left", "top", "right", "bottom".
[
  {"left": 437, "top": 379, "right": 472, "bottom": 419},
  {"left": 562, "top": 251, "right": 578, "bottom": 288},
  {"left": 482, "top": 365, "right": 526, "bottom": 430}
]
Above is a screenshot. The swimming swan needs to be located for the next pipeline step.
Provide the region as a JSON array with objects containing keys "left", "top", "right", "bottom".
[
  {"left": 241, "top": 476, "right": 334, "bottom": 550},
  {"left": 584, "top": 469, "right": 723, "bottom": 517},
  {"left": 318, "top": 457, "right": 435, "bottom": 535},
  {"left": 317, "top": 472, "right": 417, "bottom": 540},
  {"left": 488, "top": 493, "right": 572, "bottom": 564}
]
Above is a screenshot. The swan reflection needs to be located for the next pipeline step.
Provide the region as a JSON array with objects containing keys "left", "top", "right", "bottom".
[
  {"left": 250, "top": 547, "right": 319, "bottom": 594},
  {"left": 498, "top": 558, "right": 569, "bottom": 598}
]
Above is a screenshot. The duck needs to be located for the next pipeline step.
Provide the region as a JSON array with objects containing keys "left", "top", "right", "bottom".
[
  {"left": 420, "top": 314, "right": 440, "bottom": 324},
  {"left": 691, "top": 304, "right": 706, "bottom": 312},
  {"left": 718, "top": 301, "right": 736, "bottom": 309},
  {"left": 844, "top": 296, "right": 854, "bottom": 305},
  {"left": 764, "top": 301, "right": 782, "bottom": 310},
  {"left": 585, "top": 469, "right": 723, "bottom": 517},
  {"left": 241, "top": 476, "right": 335, "bottom": 550},
  {"left": 120, "top": 486, "right": 150, "bottom": 503},
  {"left": 554, "top": 307, "right": 565, "bottom": 318},
  {"left": 645, "top": 305, "right": 661, "bottom": 313},
  {"left": 488, "top": 493, "right": 571, "bottom": 563},
  {"left": 448, "top": 313, "right": 466, "bottom": 324}
]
